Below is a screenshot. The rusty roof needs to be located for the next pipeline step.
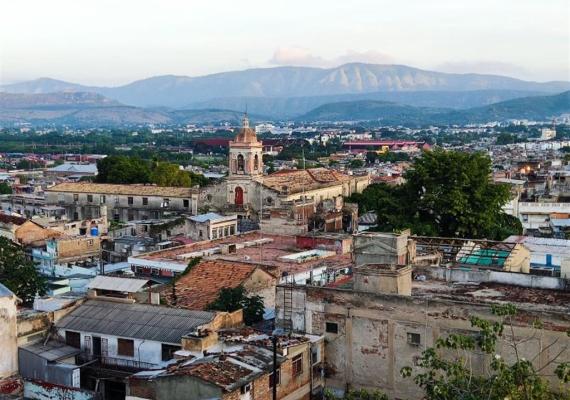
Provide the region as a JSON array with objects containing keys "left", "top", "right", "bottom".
[
  {"left": 0, "top": 212, "right": 28, "bottom": 226},
  {"left": 169, "top": 259, "right": 269, "bottom": 310},
  {"left": 46, "top": 182, "right": 197, "bottom": 198},
  {"left": 262, "top": 168, "right": 351, "bottom": 195},
  {"left": 181, "top": 358, "right": 256, "bottom": 390}
]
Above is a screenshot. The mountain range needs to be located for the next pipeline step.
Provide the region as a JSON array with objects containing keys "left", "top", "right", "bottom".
[
  {"left": 299, "top": 91, "right": 570, "bottom": 125},
  {"left": 1, "top": 63, "right": 569, "bottom": 125}
]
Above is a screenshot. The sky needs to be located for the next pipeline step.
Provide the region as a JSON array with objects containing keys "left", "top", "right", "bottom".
[{"left": 0, "top": 0, "right": 569, "bottom": 86}]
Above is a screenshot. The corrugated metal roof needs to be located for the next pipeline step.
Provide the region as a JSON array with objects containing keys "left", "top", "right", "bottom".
[
  {"left": 88, "top": 276, "right": 149, "bottom": 293},
  {"left": 48, "top": 163, "right": 98, "bottom": 174},
  {"left": 56, "top": 300, "right": 215, "bottom": 344},
  {"left": 22, "top": 340, "right": 80, "bottom": 361},
  {"left": 189, "top": 212, "right": 232, "bottom": 223}
]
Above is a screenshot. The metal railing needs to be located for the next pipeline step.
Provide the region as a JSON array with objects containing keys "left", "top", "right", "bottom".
[{"left": 77, "top": 353, "right": 158, "bottom": 372}]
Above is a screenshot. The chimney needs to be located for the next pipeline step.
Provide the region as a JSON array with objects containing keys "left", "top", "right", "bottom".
[{"left": 353, "top": 264, "right": 412, "bottom": 296}]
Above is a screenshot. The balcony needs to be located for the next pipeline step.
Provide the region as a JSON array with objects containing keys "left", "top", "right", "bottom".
[{"left": 77, "top": 353, "right": 158, "bottom": 373}]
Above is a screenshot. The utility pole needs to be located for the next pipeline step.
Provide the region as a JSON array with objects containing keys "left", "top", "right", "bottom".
[{"left": 272, "top": 335, "right": 278, "bottom": 400}]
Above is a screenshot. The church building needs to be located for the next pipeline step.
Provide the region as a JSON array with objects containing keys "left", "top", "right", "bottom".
[{"left": 201, "top": 114, "right": 370, "bottom": 224}]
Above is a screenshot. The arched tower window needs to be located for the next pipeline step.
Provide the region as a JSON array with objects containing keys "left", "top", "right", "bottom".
[
  {"left": 237, "top": 154, "right": 245, "bottom": 172},
  {"left": 254, "top": 154, "right": 259, "bottom": 170}
]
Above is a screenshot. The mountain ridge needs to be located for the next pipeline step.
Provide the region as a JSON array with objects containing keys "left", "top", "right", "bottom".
[
  {"left": 298, "top": 91, "right": 570, "bottom": 125},
  {"left": 3, "top": 63, "right": 569, "bottom": 112}
]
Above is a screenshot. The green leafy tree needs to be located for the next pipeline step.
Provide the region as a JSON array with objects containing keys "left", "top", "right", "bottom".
[
  {"left": 207, "top": 285, "right": 265, "bottom": 325},
  {"left": 401, "top": 304, "right": 570, "bottom": 400},
  {"left": 0, "top": 182, "right": 12, "bottom": 194},
  {"left": 324, "top": 388, "right": 388, "bottom": 400},
  {"left": 366, "top": 151, "right": 378, "bottom": 164},
  {"left": 96, "top": 155, "right": 151, "bottom": 184},
  {"left": 150, "top": 162, "right": 191, "bottom": 187},
  {"left": 0, "top": 237, "right": 46, "bottom": 303},
  {"left": 350, "top": 159, "right": 365, "bottom": 169},
  {"left": 348, "top": 150, "right": 521, "bottom": 240}
]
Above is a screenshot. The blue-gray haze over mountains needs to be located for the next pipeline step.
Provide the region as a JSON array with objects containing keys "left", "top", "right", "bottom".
[{"left": 1, "top": 63, "right": 569, "bottom": 125}]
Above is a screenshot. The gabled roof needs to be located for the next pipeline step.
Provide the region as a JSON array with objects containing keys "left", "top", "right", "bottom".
[
  {"left": 48, "top": 163, "right": 98, "bottom": 174},
  {"left": 56, "top": 300, "right": 215, "bottom": 344},
  {"left": 0, "top": 282, "right": 16, "bottom": 298},
  {"left": 171, "top": 260, "right": 269, "bottom": 310}
]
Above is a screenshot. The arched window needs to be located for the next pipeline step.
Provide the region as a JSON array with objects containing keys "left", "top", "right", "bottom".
[
  {"left": 237, "top": 154, "right": 245, "bottom": 172},
  {"left": 254, "top": 154, "right": 259, "bottom": 170}
]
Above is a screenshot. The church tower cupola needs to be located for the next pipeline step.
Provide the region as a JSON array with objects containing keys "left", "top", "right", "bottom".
[{"left": 226, "top": 113, "right": 264, "bottom": 207}]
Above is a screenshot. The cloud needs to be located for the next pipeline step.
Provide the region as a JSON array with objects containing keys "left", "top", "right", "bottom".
[
  {"left": 269, "top": 48, "right": 397, "bottom": 68},
  {"left": 269, "top": 47, "right": 327, "bottom": 67}
]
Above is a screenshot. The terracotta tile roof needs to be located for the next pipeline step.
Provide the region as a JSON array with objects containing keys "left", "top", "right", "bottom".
[
  {"left": 262, "top": 167, "right": 351, "bottom": 195},
  {"left": 171, "top": 260, "right": 260, "bottom": 310},
  {"left": 46, "top": 182, "right": 197, "bottom": 198}
]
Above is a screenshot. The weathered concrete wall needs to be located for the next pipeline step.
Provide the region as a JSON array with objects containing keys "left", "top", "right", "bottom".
[
  {"left": 128, "top": 375, "right": 222, "bottom": 400},
  {"left": 0, "top": 294, "right": 18, "bottom": 378},
  {"left": 57, "top": 236, "right": 101, "bottom": 260},
  {"left": 24, "top": 379, "right": 97, "bottom": 400},
  {"left": 423, "top": 267, "right": 566, "bottom": 290},
  {"left": 276, "top": 285, "right": 570, "bottom": 399}
]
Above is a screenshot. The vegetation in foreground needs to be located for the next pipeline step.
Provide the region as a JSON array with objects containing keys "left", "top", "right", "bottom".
[{"left": 0, "top": 237, "right": 46, "bottom": 303}]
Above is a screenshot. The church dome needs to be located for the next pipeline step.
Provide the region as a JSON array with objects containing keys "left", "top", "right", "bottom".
[{"left": 234, "top": 114, "right": 259, "bottom": 143}]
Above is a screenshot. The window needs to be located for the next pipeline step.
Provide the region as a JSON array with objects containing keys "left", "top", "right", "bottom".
[
  {"left": 87, "top": 239, "right": 93, "bottom": 246},
  {"left": 115, "top": 196, "right": 120, "bottom": 204},
  {"left": 183, "top": 199, "right": 189, "bottom": 208},
  {"left": 254, "top": 154, "right": 259, "bottom": 170},
  {"left": 237, "top": 154, "right": 245, "bottom": 172},
  {"left": 229, "top": 225, "right": 235, "bottom": 235},
  {"left": 117, "top": 338, "right": 134, "bottom": 356},
  {"left": 269, "top": 368, "right": 281, "bottom": 388},
  {"left": 325, "top": 322, "right": 339, "bottom": 334},
  {"left": 292, "top": 354, "right": 303, "bottom": 377},
  {"left": 58, "top": 194, "right": 65, "bottom": 204},
  {"left": 162, "top": 198, "right": 170, "bottom": 208},
  {"left": 212, "top": 229, "right": 218, "bottom": 239},
  {"left": 128, "top": 197, "right": 134, "bottom": 205},
  {"left": 73, "top": 194, "right": 79, "bottom": 202},
  {"left": 161, "top": 344, "right": 181, "bottom": 361},
  {"left": 240, "top": 383, "right": 252, "bottom": 394},
  {"left": 87, "top": 194, "right": 93, "bottom": 203},
  {"left": 142, "top": 197, "right": 148, "bottom": 205},
  {"left": 407, "top": 332, "right": 421, "bottom": 346},
  {"left": 65, "top": 331, "right": 81, "bottom": 348},
  {"left": 100, "top": 195, "right": 106, "bottom": 204}
]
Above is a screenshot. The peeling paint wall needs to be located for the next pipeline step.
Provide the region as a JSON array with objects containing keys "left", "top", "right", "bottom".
[
  {"left": 276, "top": 285, "right": 570, "bottom": 399},
  {"left": 0, "top": 294, "right": 18, "bottom": 378},
  {"left": 24, "top": 379, "right": 97, "bottom": 400}
]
